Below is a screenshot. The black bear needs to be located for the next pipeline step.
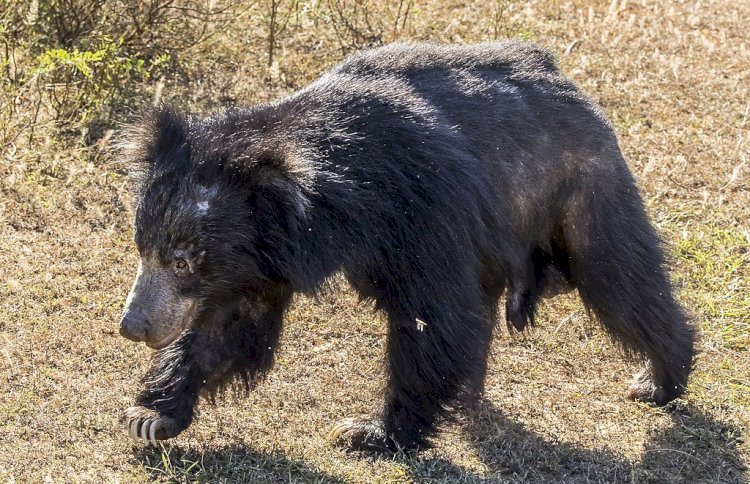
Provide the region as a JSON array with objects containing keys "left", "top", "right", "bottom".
[{"left": 117, "top": 41, "right": 694, "bottom": 450}]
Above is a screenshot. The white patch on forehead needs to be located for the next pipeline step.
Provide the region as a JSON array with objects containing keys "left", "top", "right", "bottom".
[{"left": 191, "top": 184, "right": 218, "bottom": 216}]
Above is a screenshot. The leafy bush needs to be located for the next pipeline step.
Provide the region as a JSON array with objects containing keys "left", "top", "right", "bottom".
[{"left": 0, "top": 0, "right": 241, "bottom": 146}]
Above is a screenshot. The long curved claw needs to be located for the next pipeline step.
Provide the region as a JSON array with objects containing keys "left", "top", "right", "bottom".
[
  {"left": 129, "top": 418, "right": 139, "bottom": 441},
  {"left": 149, "top": 419, "right": 159, "bottom": 447},
  {"left": 122, "top": 406, "right": 177, "bottom": 446}
]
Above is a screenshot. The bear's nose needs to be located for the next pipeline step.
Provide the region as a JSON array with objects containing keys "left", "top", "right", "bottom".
[{"left": 119, "top": 309, "right": 149, "bottom": 342}]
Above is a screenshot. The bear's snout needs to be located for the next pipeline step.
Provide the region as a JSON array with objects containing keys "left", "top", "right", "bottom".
[{"left": 119, "top": 309, "right": 149, "bottom": 343}]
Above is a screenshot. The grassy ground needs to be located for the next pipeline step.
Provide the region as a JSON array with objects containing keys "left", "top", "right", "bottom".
[{"left": 1, "top": 0, "right": 748, "bottom": 482}]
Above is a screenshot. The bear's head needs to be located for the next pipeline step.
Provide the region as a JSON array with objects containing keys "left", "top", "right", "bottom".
[{"left": 116, "top": 105, "right": 308, "bottom": 349}]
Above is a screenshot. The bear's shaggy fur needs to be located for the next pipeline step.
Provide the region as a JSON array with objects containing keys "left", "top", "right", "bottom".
[{"left": 118, "top": 41, "right": 694, "bottom": 450}]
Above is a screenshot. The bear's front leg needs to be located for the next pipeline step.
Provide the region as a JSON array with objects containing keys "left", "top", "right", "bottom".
[
  {"left": 122, "top": 331, "right": 203, "bottom": 446},
  {"left": 329, "top": 299, "right": 493, "bottom": 452},
  {"left": 122, "top": 293, "right": 288, "bottom": 446}
]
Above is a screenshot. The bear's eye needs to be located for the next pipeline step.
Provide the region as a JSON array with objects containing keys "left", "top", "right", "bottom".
[{"left": 174, "top": 258, "right": 188, "bottom": 271}]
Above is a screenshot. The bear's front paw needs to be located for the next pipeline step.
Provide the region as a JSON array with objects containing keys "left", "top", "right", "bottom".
[
  {"left": 327, "top": 417, "right": 395, "bottom": 453},
  {"left": 122, "top": 406, "right": 183, "bottom": 446}
]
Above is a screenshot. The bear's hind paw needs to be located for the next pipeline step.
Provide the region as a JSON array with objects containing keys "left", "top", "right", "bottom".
[
  {"left": 328, "top": 417, "right": 395, "bottom": 453},
  {"left": 626, "top": 369, "right": 672, "bottom": 406}
]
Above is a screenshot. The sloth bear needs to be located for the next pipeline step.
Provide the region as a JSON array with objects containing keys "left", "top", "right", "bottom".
[{"left": 117, "top": 41, "right": 694, "bottom": 450}]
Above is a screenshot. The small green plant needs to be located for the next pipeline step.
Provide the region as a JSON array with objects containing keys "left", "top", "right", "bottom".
[
  {"left": 0, "top": 0, "right": 241, "bottom": 146},
  {"left": 35, "top": 36, "right": 170, "bottom": 125}
]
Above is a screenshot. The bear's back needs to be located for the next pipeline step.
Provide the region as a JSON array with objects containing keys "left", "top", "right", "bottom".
[{"left": 331, "top": 41, "right": 559, "bottom": 80}]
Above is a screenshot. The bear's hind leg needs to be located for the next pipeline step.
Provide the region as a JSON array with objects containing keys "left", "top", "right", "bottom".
[{"left": 565, "top": 178, "right": 695, "bottom": 405}]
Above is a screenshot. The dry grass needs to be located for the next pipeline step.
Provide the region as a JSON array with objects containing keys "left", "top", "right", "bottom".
[{"left": 1, "top": 0, "right": 748, "bottom": 482}]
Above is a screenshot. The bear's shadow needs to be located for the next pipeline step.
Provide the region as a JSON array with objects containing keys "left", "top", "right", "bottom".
[
  {"left": 420, "top": 399, "right": 747, "bottom": 483},
  {"left": 132, "top": 444, "right": 347, "bottom": 483},
  {"left": 132, "top": 401, "right": 746, "bottom": 483}
]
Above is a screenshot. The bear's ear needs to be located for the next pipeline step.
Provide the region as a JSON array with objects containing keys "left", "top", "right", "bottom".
[
  {"left": 116, "top": 104, "right": 189, "bottom": 183},
  {"left": 241, "top": 146, "right": 314, "bottom": 218}
]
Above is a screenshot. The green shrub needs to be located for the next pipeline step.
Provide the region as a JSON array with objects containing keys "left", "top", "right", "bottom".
[{"left": 0, "top": 0, "right": 241, "bottom": 145}]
